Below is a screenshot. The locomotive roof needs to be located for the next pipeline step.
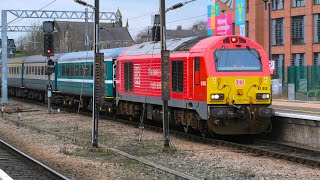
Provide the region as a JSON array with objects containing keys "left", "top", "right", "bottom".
[{"left": 123, "top": 36, "right": 207, "bottom": 56}]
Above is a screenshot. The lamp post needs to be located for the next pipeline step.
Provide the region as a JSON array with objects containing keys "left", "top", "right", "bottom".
[{"left": 263, "top": 0, "right": 271, "bottom": 60}]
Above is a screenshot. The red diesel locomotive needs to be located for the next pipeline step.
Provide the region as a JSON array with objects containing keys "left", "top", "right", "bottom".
[{"left": 116, "top": 35, "right": 274, "bottom": 136}]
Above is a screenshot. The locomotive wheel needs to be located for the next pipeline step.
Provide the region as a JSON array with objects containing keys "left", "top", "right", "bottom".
[
  {"left": 183, "top": 126, "right": 189, "bottom": 133},
  {"left": 208, "top": 128, "right": 216, "bottom": 138},
  {"left": 199, "top": 120, "right": 208, "bottom": 138}
]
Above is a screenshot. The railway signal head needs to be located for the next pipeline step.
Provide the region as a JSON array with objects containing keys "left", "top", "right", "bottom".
[{"left": 44, "top": 33, "right": 54, "bottom": 56}]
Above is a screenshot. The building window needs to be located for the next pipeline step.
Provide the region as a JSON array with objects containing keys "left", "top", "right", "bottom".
[
  {"left": 172, "top": 60, "right": 184, "bottom": 93},
  {"left": 124, "top": 62, "right": 133, "bottom": 91},
  {"left": 314, "top": 53, "right": 320, "bottom": 65},
  {"left": 292, "top": 0, "right": 305, "bottom": 7},
  {"left": 232, "top": 23, "right": 235, "bottom": 35},
  {"left": 314, "top": 0, "right": 320, "bottom": 5},
  {"left": 291, "top": 53, "right": 305, "bottom": 66},
  {"left": 245, "top": 21, "right": 249, "bottom": 38},
  {"left": 314, "top": 14, "right": 320, "bottom": 43},
  {"left": 272, "top": 0, "right": 284, "bottom": 10},
  {"left": 291, "top": 16, "right": 305, "bottom": 45},
  {"left": 246, "top": 0, "right": 249, "bottom": 13},
  {"left": 272, "top": 54, "right": 285, "bottom": 80},
  {"left": 272, "top": 18, "right": 284, "bottom": 46}
]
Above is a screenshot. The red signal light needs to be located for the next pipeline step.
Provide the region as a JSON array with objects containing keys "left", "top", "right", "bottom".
[
  {"left": 47, "top": 49, "right": 51, "bottom": 54},
  {"left": 231, "top": 37, "right": 238, "bottom": 43}
]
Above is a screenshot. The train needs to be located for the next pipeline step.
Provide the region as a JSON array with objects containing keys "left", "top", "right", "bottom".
[{"left": 1, "top": 35, "right": 275, "bottom": 136}]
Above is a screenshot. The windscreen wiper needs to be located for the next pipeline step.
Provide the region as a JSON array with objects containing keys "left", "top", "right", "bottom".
[
  {"left": 215, "top": 46, "right": 225, "bottom": 63},
  {"left": 246, "top": 46, "right": 261, "bottom": 60}
]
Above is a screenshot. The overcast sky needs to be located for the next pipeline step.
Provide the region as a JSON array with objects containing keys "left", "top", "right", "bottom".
[{"left": 0, "top": 0, "right": 208, "bottom": 41}]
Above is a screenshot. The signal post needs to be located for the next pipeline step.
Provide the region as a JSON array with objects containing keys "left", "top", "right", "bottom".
[{"left": 43, "top": 21, "right": 55, "bottom": 114}]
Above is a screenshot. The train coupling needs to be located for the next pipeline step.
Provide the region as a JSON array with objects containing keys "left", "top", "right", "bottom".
[
  {"left": 210, "top": 108, "right": 228, "bottom": 118},
  {"left": 258, "top": 107, "right": 275, "bottom": 118}
]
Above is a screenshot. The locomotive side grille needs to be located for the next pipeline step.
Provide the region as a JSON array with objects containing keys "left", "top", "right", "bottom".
[
  {"left": 124, "top": 62, "right": 133, "bottom": 91},
  {"left": 172, "top": 60, "right": 184, "bottom": 92}
]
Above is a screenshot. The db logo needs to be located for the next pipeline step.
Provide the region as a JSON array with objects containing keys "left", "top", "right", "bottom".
[{"left": 235, "top": 79, "right": 245, "bottom": 86}]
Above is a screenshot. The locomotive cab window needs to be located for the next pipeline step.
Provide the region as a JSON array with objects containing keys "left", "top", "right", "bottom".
[
  {"left": 214, "top": 48, "right": 262, "bottom": 72},
  {"left": 172, "top": 60, "right": 184, "bottom": 93}
]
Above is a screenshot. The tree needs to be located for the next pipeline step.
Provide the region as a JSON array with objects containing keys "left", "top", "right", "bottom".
[{"left": 15, "top": 22, "right": 44, "bottom": 56}]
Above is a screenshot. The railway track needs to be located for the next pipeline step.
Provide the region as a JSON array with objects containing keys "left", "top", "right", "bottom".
[
  {"left": 2, "top": 98, "right": 320, "bottom": 178},
  {"left": 0, "top": 139, "right": 69, "bottom": 180},
  {"left": 1, "top": 100, "right": 201, "bottom": 180}
]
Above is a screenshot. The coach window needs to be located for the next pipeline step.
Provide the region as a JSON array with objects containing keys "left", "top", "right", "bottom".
[
  {"left": 83, "top": 65, "right": 90, "bottom": 77},
  {"left": 74, "top": 65, "right": 80, "bottom": 77},
  {"left": 124, "top": 62, "right": 133, "bottom": 91},
  {"left": 90, "top": 65, "right": 94, "bottom": 77},
  {"left": 62, "top": 65, "right": 66, "bottom": 76},
  {"left": 41, "top": 66, "right": 44, "bottom": 75},
  {"left": 70, "top": 65, "right": 74, "bottom": 76},
  {"left": 172, "top": 60, "right": 184, "bottom": 93},
  {"left": 65, "top": 65, "right": 70, "bottom": 76},
  {"left": 105, "top": 64, "right": 108, "bottom": 77},
  {"left": 194, "top": 57, "right": 200, "bottom": 85},
  {"left": 79, "top": 65, "right": 84, "bottom": 76}
]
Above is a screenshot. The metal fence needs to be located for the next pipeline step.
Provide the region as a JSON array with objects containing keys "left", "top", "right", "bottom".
[{"left": 272, "top": 65, "right": 320, "bottom": 101}]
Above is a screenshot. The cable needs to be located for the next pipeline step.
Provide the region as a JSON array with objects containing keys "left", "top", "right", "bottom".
[{"left": 7, "top": 0, "right": 58, "bottom": 25}]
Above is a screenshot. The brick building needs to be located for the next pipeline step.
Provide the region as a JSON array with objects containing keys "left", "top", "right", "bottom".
[{"left": 217, "top": 0, "right": 320, "bottom": 83}]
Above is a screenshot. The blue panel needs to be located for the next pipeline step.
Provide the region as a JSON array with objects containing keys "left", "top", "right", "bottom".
[
  {"left": 8, "top": 78, "right": 21, "bottom": 87},
  {"left": 235, "top": 0, "right": 246, "bottom": 26},
  {"left": 207, "top": 5, "right": 212, "bottom": 17},
  {"left": 23, "top": 79, "right": 51, "bottom": 91}
]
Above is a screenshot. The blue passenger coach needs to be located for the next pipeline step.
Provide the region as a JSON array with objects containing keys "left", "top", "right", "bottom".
[{"left": 3, "top": 48, "right": 125, "bottom": 109}]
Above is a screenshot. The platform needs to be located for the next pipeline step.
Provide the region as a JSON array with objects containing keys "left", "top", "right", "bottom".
[
  {"left": 272, "top": 100, "right": 320, "bottom": 121},
  {"left": 0, "top": 169, "right": 13, "bottom": 180},
  {"left": 270, "top": 99, "right": 320, "bottom": 149}
]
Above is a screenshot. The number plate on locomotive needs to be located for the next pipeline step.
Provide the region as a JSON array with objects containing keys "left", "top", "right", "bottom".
[{"left": 235, "top": 79, "right": 245, "bottom": 86}]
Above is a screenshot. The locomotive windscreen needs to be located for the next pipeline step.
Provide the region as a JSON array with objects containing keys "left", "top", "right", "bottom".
[{"left": 214, "top": 48, "right": 262, "bottom": 72}]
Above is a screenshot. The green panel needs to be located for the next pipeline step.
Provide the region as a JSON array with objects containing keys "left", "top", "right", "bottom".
[
  {"left": 58, "top": 81, "right": 93, "bottom": 96},
  {"left": 58, "top": 60, "right": 115, "bottom": 98},
  {"left": 287, "top": 65, "right": 320, "bottom": 94}
]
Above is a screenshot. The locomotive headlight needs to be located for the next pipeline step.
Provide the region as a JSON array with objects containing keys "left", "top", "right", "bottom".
[
  {"left": 211, "top": 94, "right": 215, "bottom": 100},
  {"left": 210, "top": 94, "right": 224, "bottom": 100},
  {"left": 256, "top": 93, "right": 270, "bottom": 100},
  {"left": 262, "top": 94, "right": 267, "bottom": 99}
]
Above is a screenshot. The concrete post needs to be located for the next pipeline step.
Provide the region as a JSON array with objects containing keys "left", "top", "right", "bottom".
[{"left": 1, "top": 10, "right": 8, "bottom": 104}]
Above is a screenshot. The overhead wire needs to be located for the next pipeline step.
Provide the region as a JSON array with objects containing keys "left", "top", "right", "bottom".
[{"left": 7, "top": 0, "right": 58, "bottom": 25}]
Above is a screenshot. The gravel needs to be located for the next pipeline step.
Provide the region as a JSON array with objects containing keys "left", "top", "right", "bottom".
[{"left": 0, "top": 100, "right": 319, "bottom": 180}]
